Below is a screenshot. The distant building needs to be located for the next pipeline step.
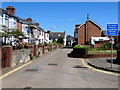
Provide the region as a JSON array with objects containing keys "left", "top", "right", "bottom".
[
  {"left": 101, "top": 30, "right": 106, "bottom": 37},
  {"left": 66, "top": 35, "right": 74, "bottom": 46},
  {"left": 49, "top": 31, "right": 66, "bottom": 46},
  {"left": 74, "top": 19, "right": 101, "bottom": 45}
]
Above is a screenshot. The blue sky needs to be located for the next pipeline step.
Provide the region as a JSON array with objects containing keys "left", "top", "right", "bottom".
[{"left": 2, "top": 2, "right": 118, "bottom": 36}]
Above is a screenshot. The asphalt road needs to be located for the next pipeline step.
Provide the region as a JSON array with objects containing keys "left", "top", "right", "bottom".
[{"left": 2, "top": 48, "right": 119, "bottom": 88}]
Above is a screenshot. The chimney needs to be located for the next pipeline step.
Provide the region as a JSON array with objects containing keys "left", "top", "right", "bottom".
[
  {"left": 6, "top": 6, "right": 16, "bottom": 16},
  {"left": 34, "top": 23, "right": 39, "bottom": 26},
  {"left": 26, "top": 18, "right": 32, "bottom": 22}
]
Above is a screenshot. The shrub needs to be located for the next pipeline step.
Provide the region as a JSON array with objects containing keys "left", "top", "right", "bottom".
[
  {"left": 73, "top": 45, "right": 88, "bottom": 49},
  {"left": 57, "top": 37, "right": 64, "bottom": 44},
  {"left": 116, "top": 44, "right": 120, "bottom": 51},
  {"left": 97, "top": 42, "right": 111, "bottom": 50},
  {"left": 29, "top": 43, "right": 35, "bottom": 45},
  {"left": 44, "top": 42, "right": 49, "bottom": 46},
  {"left": 73, "top": 45, "right": 88, "bottom": 56}
]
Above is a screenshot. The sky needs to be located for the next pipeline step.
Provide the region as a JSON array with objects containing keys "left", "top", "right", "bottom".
[{"left": 2, "top": 2, "right": 118, "bottom": 36}]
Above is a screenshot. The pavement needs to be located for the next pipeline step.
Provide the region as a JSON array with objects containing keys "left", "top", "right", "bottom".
[{"left": 85, "top": 57, "right": 120, "bottom": 73}]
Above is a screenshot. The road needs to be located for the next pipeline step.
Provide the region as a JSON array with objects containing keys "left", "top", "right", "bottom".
[{"left": 2, "top": 48, "right": 119, "bottom": 88}]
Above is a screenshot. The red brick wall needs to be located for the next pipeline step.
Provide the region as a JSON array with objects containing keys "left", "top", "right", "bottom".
[
  {"left": 78, "top": 25, "right": 85, "bottom": 45},
  {"left": 78, "top": 21, "right": 101, "bottom": 45},
  {"left": 17, "top": 22, "right": 22, "bottom": 32},
  {"left": 86, "top": 21, "right": 101, "bottom": 43},
  {"left": 38, "top": 44, "right": 45, "bottom": 54},
  {"left": 94, "top": 41, "right": 109, "bottom": 48},
  {"left": 6, "top": 6, "right": 16, "bottom": 16},
  {"left": 34, "top": 46, "right": 38, "bottom": 56},
  {"left": 1, "top": 46, "right": 12, "bottom": 68}
]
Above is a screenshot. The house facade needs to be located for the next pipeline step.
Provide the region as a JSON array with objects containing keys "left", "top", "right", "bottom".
[
  {"left": 66, "top": 35, "right": 73, "bottom": 46},
  {"left": 49, "top": 31, "right": 66, "bottom": 46},
  {"left": 74, "top": 19, "right": 101, "bottom": 45},
  {"left": 1, "top": 6, "right": 50, "bottom": 46}
]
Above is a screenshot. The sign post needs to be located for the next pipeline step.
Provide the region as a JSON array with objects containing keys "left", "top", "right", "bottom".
[{"left": 107, "top": 24, "right": 118, "bottom": 68}]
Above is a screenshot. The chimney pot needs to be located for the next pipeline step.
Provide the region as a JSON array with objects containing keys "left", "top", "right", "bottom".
[{"left": 6, "top": 6, "right": 16, "bottom": 16}]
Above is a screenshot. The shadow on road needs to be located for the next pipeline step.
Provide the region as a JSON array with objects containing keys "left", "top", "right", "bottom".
[
  {"left": 62, "top": 46, "right": 73, "bottom": 49},
  {"left": 106, "top": 59, "right": 120, "bottom": 65},
  {"left": 67, "top": 53, "right": 79, "bottom": 58}
]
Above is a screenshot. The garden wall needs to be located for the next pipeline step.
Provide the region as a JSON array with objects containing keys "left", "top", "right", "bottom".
[
  {"left": 1, "top": 44, "right": 61, "bottom": 69},
  {"left": 12, "top": 49, "right": 32, "bottom": 67}
]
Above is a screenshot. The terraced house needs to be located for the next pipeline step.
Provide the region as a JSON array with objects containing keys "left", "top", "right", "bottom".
[{"left": 0, "top": 6, "right": 50, "bottom": 46}]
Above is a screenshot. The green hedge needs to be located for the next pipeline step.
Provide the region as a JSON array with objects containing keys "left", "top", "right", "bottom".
[
  {"left": 116, "top": 45, "right": 120, "bottom": 51},
  {"left": 73, "top": 45, "right": 88, "bottom": 56},
  {"left": 73, "top": 45, "right": 88, "bottom": 49}
]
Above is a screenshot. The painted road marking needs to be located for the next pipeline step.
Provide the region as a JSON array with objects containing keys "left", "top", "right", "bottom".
[
  {"left": 0, "top": 61, "right": 32, "bottom": 79},
  {"left": 80, "top": 59, "right": 120, "bottom": 76}
]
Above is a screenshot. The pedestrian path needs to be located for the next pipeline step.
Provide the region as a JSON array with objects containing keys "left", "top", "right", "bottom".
[{"left": 86, "top": 57, "right": 120, "bottom": 73}]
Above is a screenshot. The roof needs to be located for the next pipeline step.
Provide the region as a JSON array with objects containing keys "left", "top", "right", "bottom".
[
  {"left": 0, "top": 7, "right": 46, "bottom": 32},
  {"left": 0, "top": 8, "right": 26, "bottom": 23},
  {"left": 66, "top": 35, "right": 74, "bottom": 41},
  {"left": 66, "top": 35, "right": 73, "bottom": 38},
  {"left": 78, "top": 19, "right": 102, "bottom": 29},
  {"left": 49, "top": 32, "right": 65, "bottom": 39}
]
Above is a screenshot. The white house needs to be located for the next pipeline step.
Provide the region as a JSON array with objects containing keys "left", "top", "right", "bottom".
[
  {"left": 44, "top": 32, "right": 50, "bottom": 43},
  {"left": 39, "top": 28, "right": 45, "bottom": 44},
  {"left": 22, "top": 23, "right": 29, "bottom": 43}
]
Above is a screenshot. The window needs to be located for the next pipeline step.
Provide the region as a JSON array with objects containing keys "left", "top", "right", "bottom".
[{"left": 13, "top": 22, "right": 16, "bottom": 29}]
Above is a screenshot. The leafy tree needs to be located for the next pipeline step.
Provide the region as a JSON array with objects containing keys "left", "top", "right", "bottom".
[
  {"left": 52, "top": 39, "right": 58, "bottom": 44},
  {"left": 57, "top": 37, "right": 64, "bottom": 44}
]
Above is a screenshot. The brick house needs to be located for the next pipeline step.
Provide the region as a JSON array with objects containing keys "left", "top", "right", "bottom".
[{"left": 74, "top": 19, "right": 102, "bottom": 45}]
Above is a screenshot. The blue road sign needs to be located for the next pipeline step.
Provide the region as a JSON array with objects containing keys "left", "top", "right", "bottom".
[{"left": 107, "top": 24, "right": 118, "bottom": 36}]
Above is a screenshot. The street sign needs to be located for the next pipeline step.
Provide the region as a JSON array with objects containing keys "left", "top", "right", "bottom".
[
  {"left": 106, "top": 24, "right": 118, "bottom": 68},
  {"left": 107, "top": 24, "right": 118, "bottom": 36}
]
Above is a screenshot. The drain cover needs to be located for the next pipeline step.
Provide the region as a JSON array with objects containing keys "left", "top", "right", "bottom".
[
  {"left": 48, "top": 63, "right": 58, "bottom": 65},
  {"left": 25, "top": 69, "right": 38, "bottom": 72},
  {"left": 74, "top": 65, "right": 87, "bottom": 68}
]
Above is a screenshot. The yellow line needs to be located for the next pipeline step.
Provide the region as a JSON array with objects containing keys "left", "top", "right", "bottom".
[
  {"left": 80, "top": 58, "right": 120, "bottom": 76},
  {"left": 0, "top": 61, "right": 32, "bottom": 79}
]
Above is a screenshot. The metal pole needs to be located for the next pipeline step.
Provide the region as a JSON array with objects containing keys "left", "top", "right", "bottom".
[{"left": 111, "top": 36, "right": 113, "bottom": 68}]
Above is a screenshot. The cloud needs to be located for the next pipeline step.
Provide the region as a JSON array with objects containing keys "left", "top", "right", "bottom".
[{"left": 51, "top": 26, "right": 56, "bottom": 29}]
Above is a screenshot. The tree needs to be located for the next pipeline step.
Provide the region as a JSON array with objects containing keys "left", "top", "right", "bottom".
[{"left": 57, "top": 37, "right": 64, "bottom": 44}]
